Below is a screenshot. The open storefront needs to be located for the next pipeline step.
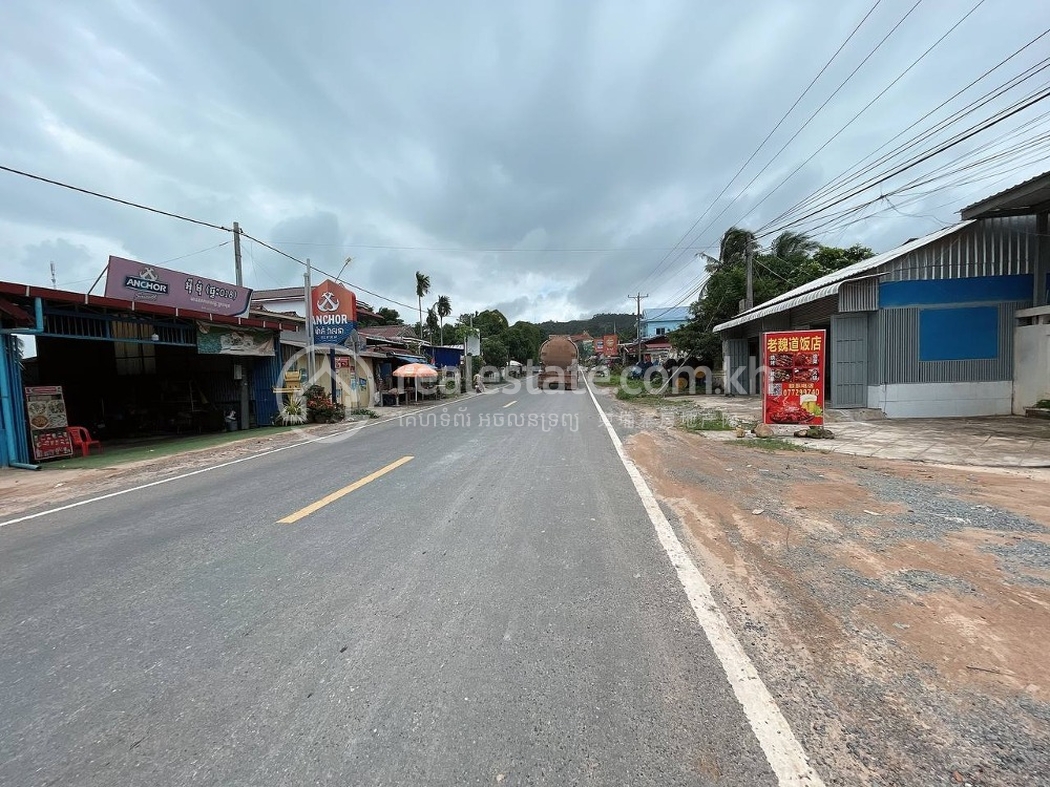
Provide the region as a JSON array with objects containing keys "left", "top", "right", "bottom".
[{"left": 0, "top": 281, "right": 297, "bottom": 467}]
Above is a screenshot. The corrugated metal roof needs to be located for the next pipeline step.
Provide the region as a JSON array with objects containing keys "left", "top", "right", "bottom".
[
  {"left": 713, "top": 220, "right": 973, "bottom": 333},
  {"left": 960, "top": 169, "right": 1050, "bottom": 219}
]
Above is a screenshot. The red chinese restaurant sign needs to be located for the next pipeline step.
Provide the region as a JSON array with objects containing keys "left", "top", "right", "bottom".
[{"left": 762, "top": 330, "right": 826, "bottom": 426}]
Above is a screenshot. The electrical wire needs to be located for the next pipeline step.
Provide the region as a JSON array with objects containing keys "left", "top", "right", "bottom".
[
  {"left": 659, "top": 0, "right": 927, "bottom": 279},
  {"left": 630, "top": 0, "right": 887, "bottom": 291},
  {"left": 0, "top": 164, "right": 231, "bottom": 232},
  {"left": 0, "top": 162, "right": 423, "bottom": 313},
  {"left": 728, "top": 0, "right": 988, "bottom": 235},
  {"left": 159, "top": 241, "right": 231, "bottom": 265},
  {"left": 239, "top": 230, "right": 419, "bottom": 311},
  {"left": 756, "top": 84, "right": 1050, "bottom": 239},
  {"left": 757, "top": 38, "right": 1050, "bottom": 233}
]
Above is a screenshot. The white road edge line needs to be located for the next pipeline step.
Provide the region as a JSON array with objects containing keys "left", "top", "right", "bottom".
[
  {"left": 584, "top": 380, "right": 825, "bottom": 787},
  {"left": 0, "top": 394, "right": 477, "bottom": 529}
]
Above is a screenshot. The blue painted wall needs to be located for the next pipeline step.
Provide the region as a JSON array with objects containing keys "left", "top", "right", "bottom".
[
  {"left": 918, "top": 306, "right": 999, "bottom": 361},
  {"left": 880, "top": 274, "right": 1031, "bottom": 307}
]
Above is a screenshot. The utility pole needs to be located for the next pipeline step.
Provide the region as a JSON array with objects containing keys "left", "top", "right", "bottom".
[
  {"left": 232, "top": 221, "right": 248, "bottom": 430},
  {"left": 304, "top": 258, "right": 315, "bottom": 383},
  {"left": 744, "top": 237, "right": 754, "bottom": 311},
  {"left": 629, "top": 293, "right": 648, "bottom": 364},
  {"left": 50, "top": 261, "right": 56, "bottom": 288},
  {"left": 233, "top": 221, "right": 243, "bottom": 285}
]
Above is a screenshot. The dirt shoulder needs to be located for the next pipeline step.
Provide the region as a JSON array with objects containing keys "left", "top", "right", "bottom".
[{"left": 618, "top": 400, "right": 1048, "bottom": 786}]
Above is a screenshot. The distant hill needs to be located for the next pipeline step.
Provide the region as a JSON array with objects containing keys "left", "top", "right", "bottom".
[{"left": 536, "top": 312, "right": 635, "bottom": 339}]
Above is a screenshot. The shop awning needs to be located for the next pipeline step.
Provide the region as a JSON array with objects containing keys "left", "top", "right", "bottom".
[{"left": 394, "top": 354, "right": 427, "bottom": 363}]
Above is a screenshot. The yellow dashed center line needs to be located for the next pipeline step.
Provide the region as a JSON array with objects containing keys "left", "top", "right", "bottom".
[{"left": 278, "top": 455, "right": 414, "bottom": 524}]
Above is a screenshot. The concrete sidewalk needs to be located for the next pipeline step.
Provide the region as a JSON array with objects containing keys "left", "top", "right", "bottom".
[{"left": 661, "top": 395, "right": 1050, "bottom": 468}]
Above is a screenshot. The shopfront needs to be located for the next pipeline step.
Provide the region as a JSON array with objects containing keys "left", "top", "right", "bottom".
[{"left": 0, "top": 281, "right": 297, "bottom": 467}]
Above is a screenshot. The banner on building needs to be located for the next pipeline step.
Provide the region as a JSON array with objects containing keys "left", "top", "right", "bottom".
[
  {"left": 196, "top": 322, "right": 275, "bottom": 356},
  {"left": 105, "top": 256, "right": 253, "bottom": 316},
  {"left": 310, "top": 279, "right": 358, "bottom": 345},
  {"left": 603, "top": 334, "right": 619, "bottom": 356},
  {"left": 762, "top": 330, "right": 826, "bottom": 426},
  {"left": 25, "top": 385, "right": 74, "bottom": 461}
]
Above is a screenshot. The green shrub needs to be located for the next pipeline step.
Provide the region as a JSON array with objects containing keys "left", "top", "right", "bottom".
[{"left": 305, "top": 385, "right": 345, "bottom": 423}]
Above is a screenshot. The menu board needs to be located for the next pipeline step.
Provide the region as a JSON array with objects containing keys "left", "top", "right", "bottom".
[
  {"left": 25, "top": 386, "right": 74, "bottom": 461},
  {"left": 762, "top": 330, "right": 827, "bottom": 426}
]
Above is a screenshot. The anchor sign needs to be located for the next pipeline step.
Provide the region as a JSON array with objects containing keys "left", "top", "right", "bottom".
[
  {"left": 310, "top": 279, "right": 358, "bottom": 345},
  {"left": 316, "top": 291, "right": 340, "bottom": 312}
]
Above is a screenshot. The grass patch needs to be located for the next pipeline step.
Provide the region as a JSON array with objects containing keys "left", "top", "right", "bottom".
[
  {"left": 349, "top": 408, "right": 379, "bottom": 419},
  {"left": 591, "top": 378, "right": 619, "bottom": 388},
  {"left": 1036, "top": 399, "right": 1050, "bottom": 409},
  {"left": 732, "top": 437, "right": 806, "bottom": 452},
  {"left": 680, "top": 411, "right": 737, "bottom": 431},
  {"left": 615, "top": 389, "right": 668, "bottom": 404}
]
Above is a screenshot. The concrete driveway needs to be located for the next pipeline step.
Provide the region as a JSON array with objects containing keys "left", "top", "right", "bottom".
[{"left": 667, "top": 395, "right": 1050, "bottom": 468}]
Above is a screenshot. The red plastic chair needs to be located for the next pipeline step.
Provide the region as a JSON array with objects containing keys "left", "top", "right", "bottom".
[{"left": 67, "top": 426, "right": 102, "bottom": 457}]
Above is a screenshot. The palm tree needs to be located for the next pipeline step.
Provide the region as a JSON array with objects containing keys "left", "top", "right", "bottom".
[
  {"left": 718, "top": 226, "right": 756, "bottom": 268},
  {"left": 770, "top": 230, "right": 818, "bottom": 262},
  {"left": 415, "top": 271, "right": 430, "bottom": 338},
  {"left": 425, "top": 306, "right": 440, "bottom": 343},
  {"left": 436, "top": 295, "right": 452, "bottom": 346}
]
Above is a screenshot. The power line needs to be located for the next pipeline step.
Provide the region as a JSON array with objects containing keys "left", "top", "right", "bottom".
[
  {"left": 731, "top": 0, "right": 988, "bottom": 235},
  {"left": 757, "top": 84, "right": 1050, "bottom": 239},
  {"left": 159, "top": 241, "right": 231, "bottom": 265},
  {"left": 0, "top": 162, "right": 421, "bottom": 313},
  {"left": 0, "top": 164, "right": 231, "bottom": 232},
  {"left": 666, "top": 0, "right": 926, "bottom": 272},
  {"left": 239, "top": 230, "right": 418, "bottom": 311},
  {"left": 758, "top": 32, "right": 1050, "bottom": 233},
  {"left": 270, "top": 242, "right": 691, "bottom": 253},
  {"left": 631, "top": 0, "right": 886, "bottom": 291}
]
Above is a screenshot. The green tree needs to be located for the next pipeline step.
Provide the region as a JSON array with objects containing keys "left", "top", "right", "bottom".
[
  {"left": 473, "top": 309, "right": 509, "bottom": 339},
  {"left": 668, "top": 229, "right": 873, "bottom": 367},
  {"left": 504, "top": 321, "right": 544, "bottom": 363},
  {"left": 718, "top": 226, "right": 756, "bottom": 269},
  {"left": 415, "top": 271, "right": 430, "bottom": 338},
  {"left": 481, "top": 336, "right": 509, "bottom": 368},
  {"left": 436, "top": 295, "right": 452, "bottom": 345},
  {"left": 425, "top": 306, "right": 440, "bottom": 342},
  {"left": 376, "top": 307, "right": 402, "bottom": 324}
]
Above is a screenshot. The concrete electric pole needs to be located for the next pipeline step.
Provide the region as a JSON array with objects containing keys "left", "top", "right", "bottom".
[
  {"left": 233, "top": 221, "right": 243, "bottom": 286},
  {"left": 744, "top": 238, "right": 754, "bottom": 311},
  {"left": 629, "top": 293, "right": 648, "bottom": 364}
]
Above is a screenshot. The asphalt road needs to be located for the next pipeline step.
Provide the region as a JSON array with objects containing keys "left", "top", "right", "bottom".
[{"left": 0, "top": 383, "right": 779, "bottom": 786}]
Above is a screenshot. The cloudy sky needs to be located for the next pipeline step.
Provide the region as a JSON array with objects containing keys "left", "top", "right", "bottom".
[{"left": 1, "top": 0, "right": 1047, "bottom": 323}]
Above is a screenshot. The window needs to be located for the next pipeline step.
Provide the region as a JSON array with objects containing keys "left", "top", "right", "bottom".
[
  {"left": 113, "top": 322, "right": 157, "bottom": 375},
  {"left": 655, "top": 327, "right": 665, "bottom": 336}
]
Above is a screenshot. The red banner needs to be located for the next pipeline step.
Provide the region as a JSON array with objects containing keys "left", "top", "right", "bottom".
[
  {"left": 762, "top": 330, "right": 826, "bottom": 426},
  {"left": 602, "top": 334, "right": 619, "bottom": 357}
]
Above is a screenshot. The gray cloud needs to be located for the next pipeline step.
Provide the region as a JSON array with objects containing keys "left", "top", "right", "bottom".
[{"left": 1, "top": 0, "right": 1047, "bottom": 323}]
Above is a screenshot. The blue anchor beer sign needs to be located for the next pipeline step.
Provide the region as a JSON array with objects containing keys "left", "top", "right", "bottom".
[{"left": 310, "top": 279, "right": 358, "bottom": 345}]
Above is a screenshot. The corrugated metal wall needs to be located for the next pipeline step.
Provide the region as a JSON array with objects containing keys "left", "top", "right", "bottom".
[
  {"left": 883, "top": 216, "right": 1034, "bottom": 282},
  {"left": 839, "top": 279, "right": 879, "bottom": 312},
  {"left": 723, "top": 338, "right": 749, "bottom": 393},
  {"left": 1, "top": 335, "right": 30, "bottom": 465},
  {"left": 875, "top": 301, "right": 1022, "bottom": 384},
  {"left": 831, "top": 314, "right": 868, "bottom": 406},
  {"left": 253, "top": 343, "right": 283, "bottom": 427},
  {"left": 787, "top": 295, "right": 838, "bottom": 327}
]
